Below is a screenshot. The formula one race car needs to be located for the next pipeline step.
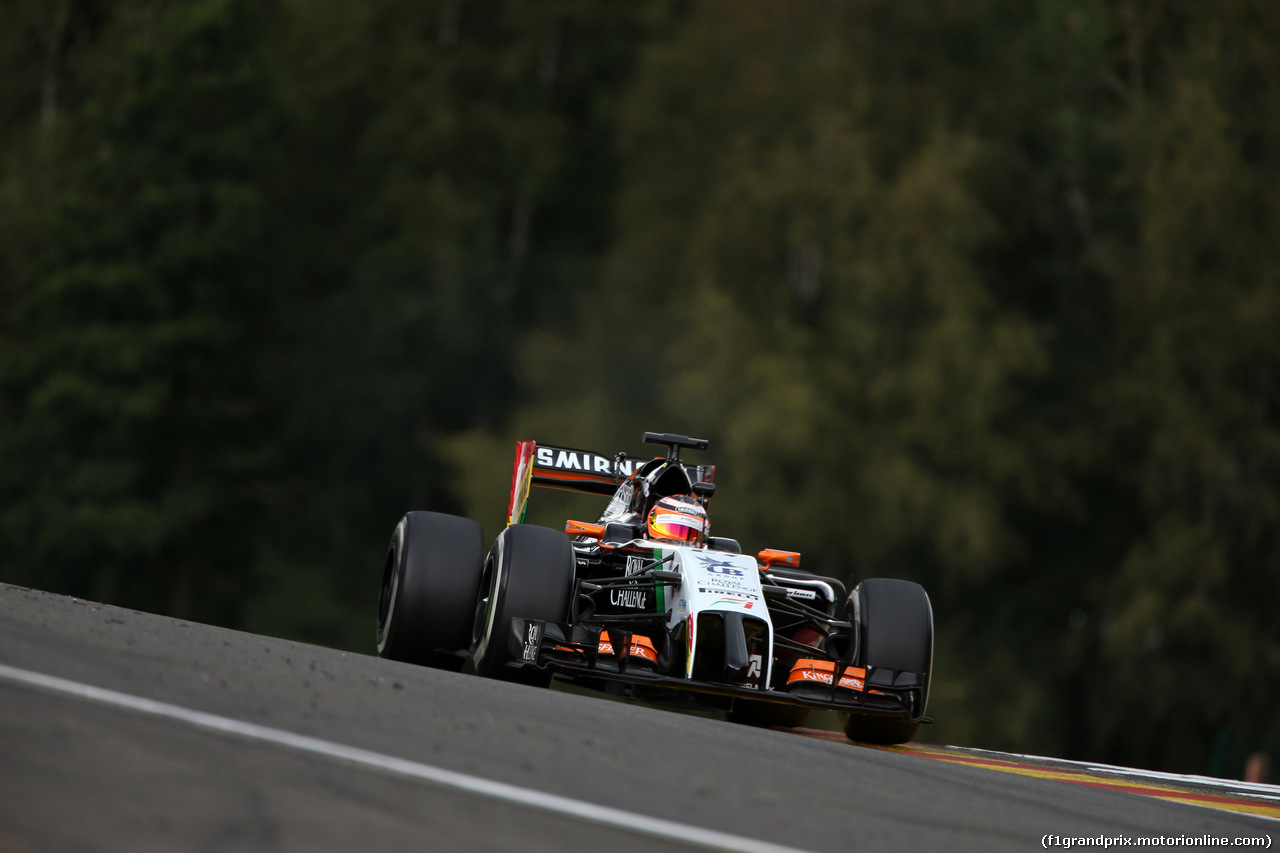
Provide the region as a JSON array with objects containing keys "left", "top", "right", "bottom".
[{"left": 376, "top": 432, "right": 933, "bottom": 744}]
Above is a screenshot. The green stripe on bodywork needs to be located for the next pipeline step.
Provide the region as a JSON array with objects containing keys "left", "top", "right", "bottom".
[{"left": 654, "top": 548, "right": 665, "bottom": 612}]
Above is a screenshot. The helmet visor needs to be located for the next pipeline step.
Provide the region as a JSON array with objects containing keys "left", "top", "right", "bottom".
[{"left": 648, "top": 510, "right": 705, "bottom": 543}]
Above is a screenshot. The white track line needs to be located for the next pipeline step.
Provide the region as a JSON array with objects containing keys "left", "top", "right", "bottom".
[{"left": 0, "top": 662, "right": 815, "bottom": 853}]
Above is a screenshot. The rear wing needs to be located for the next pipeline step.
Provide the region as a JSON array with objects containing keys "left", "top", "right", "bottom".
[{"left": 506, "top": 440, "right": 714, "bottom": 525}]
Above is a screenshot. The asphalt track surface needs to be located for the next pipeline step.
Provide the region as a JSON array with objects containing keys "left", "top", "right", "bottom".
[{"left": 0, "top": 583, "right": 1275, "bottom": 852}]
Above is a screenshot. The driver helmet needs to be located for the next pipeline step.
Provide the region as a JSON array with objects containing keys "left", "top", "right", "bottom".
[{"left": 647, "top": 495, "right": 708, "bottom": 544}]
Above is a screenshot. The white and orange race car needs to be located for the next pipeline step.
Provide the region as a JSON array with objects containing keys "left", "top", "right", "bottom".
[{"left": 376, "top": 432, "right": 933, "bottom": 744}]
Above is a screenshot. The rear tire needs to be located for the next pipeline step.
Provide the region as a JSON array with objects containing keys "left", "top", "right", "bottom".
[
  {"left": 377, "top": 512, "right": 485, "bottom": 670},
  {"left": 841, "top": 578, "right": 933, "bottom": 745},
  {"left": 471, "top": 524, "right": 576, "bottom": 686}
]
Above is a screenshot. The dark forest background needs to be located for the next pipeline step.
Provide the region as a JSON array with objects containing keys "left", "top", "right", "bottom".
[{"left": 2, "top": 0, "right": 1277, "bottom": 778}]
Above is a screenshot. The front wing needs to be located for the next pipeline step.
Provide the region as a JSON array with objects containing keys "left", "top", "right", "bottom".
[{"left": 508, "top": 617, "right": 931, "bottom": 723}]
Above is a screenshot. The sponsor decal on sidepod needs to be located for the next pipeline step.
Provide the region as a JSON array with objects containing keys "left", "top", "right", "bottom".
[{"left": 609, "top": 588, "right": 649, "bottom": 609}]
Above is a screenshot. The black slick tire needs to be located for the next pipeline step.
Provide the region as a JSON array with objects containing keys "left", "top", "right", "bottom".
[
  {"left": 377, "top": 511, "right": 485, "bottom": 670},
  {"left": 841, "top": 578, "right": 933, "bottom": 745},
  {"left": 471, "top": 524, "right": 575, "bottom": 686}
]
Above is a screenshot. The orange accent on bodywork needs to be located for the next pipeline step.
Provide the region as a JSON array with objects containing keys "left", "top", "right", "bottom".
[
  {"left": 787, "top": 659, "right": 866, "bottom": 691},
  {"left": 565, "top": 519, "right": 605, "bottom": 539},
  {"left": 758, "top": 549, "right": 802, "bottom": 569},
  {"left": 597, "top": 631, "right": 659, "bottom": 665}
]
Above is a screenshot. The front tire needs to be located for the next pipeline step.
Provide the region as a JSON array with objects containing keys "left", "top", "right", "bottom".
[
  {"left": 377, "top": 511, "right": 485, "bottom": 670},
  {"left": 471, "top": 524, "right": 575, "bottom": 686},
  {"left": 841, "top": 578, "right": 933, "bottom": 745}
]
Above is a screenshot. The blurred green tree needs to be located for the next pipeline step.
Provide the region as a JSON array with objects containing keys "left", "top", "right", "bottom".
[
  {"left": 0, "top": 0, "right": 283, "bottom": 622},
  {"left": 1082, "top": 5, "right": 1280, "bottom": 772},
  {"left": 1, "top": 0, "right": 1276, "bottom": 777},
  {"left": 446, "top": 0, "right": 1280, "bottom": 773}
]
